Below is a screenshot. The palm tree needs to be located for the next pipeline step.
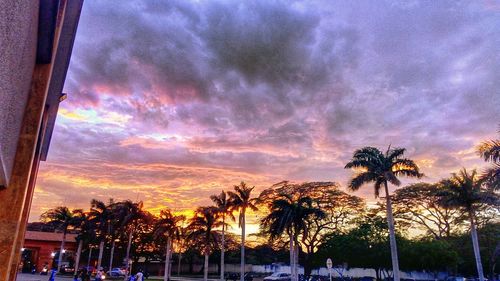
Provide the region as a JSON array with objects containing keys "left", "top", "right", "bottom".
[
  {"left": 187, "top": 207, "right": 223, "bottom": 281},
  {"left": 438, "top": 169, "right": 499, "bottom": 281},
  {"left": 113, "top": 200, "right": 144, "bottom": 278},
  {"left": 477, "top": 133, "right": 500, "bottom": 191},
  {"left": 261, "top": 193, "right": 324, "bottom": 281},
  {"left": 228, "top": 182, "right": 258, "bottom": 281},
  {"left": 104, "top": 202, "right": 122, "bottom": 273},
  {"left": 154, "top": 209, "right": 185, "bottom": 281},
  {"left": 175, "top": 224, "right": 189, "bottom": 277},
  {"left": 210, "top": 190, "right": 235, "bottom": 281},
  {"left": 71, "top": 210, "right": 91, "bottom": 276},
  {"left": 40, "top": 206, "right": 82, "bottom": 273},
  {"left": 88, "top": 199, "right": 112, "bottom": 270},
  {"left": 344, "top": 146, "right": 423, "bottom": 281}
]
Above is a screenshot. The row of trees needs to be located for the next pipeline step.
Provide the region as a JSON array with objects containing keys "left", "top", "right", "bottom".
[{"left": 38, "top": 134, "right": 499, "bottom": 281}]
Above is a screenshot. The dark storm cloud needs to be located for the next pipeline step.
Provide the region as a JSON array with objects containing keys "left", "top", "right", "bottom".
[{"left": 32, "top": 0, "right": 500, "bottom": 217}]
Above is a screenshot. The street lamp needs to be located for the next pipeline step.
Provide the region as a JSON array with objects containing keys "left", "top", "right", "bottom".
[{"left": 51, "top": 252, "right": 56, "bottom": 257}]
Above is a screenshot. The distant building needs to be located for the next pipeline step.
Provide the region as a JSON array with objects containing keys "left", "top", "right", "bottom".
[{"left": 21, "top": 231, "right": 78, "bottom": 273}]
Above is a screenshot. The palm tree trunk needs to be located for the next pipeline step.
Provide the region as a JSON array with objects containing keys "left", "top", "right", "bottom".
[
  {"left": 178, "top": 252, "right": 182, "bottom": 276},
  {"left": 289, "top": 237, "right": 295, "bottom": 281},
  {"left": 221, "top": 217, "right": 225, "bottom": 281},
  {"left": 294, "top": 239, "right": 299, "bottom": 281},
  {"left": 125, "top": 230, "right": 134, "bottom": 278},
  {"left": 109, "top": 240, "right": 116, "bottom": 273},
  {"left": 168, "top": 239, "right": 173, "bottom": 279},
  {"left": 87, "top": 247, "right": 93, "bottom": 267},
  {"left": 240, "top": 211, "right": 246, "bottom": 281},
  {"left": 164, "top": 237, "right": 171, "bottom": 281},
  {"left": 57, "top": 230, "right": 67, "bottom": 273},
  {"left": 469, "top": 209, "right": 485, "bottom": 281},
  {"left": 98, "top": 240, "right": 105, "bottom": 270},
  {"left": 204, "top": 253, "right": 209, "bottom": 281},
  {"left": 74, "top": 240, "right": 83, "bottom": 275},
  {"left": 384, "top": 181, "right": 400, "bottom": 281}
]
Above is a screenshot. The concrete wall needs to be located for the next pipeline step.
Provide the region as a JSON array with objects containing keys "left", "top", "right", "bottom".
[{"left": 0, "top": 0, "right": 39, "bottom": 187}]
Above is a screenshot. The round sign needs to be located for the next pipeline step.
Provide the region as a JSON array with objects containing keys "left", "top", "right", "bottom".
[{"left": 326, "top": 258, "right": 333, "bottom": 269}]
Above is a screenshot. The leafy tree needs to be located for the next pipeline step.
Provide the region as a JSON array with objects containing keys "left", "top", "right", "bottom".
[
  {"left": 344, "top": 146, "right": 423, "bottom": 281},
  {"left": 477, "top": 222, "right": 500, "bottom": 280},
  {"left": 392, "top": 183, "right": 465, "bottom": 239},
  {"left": 399, "top": 238, "right": 459, "bottom": 276},
  {"left": 315, "top": 211, "right": 394, "bottom": 281},
  {"left": 211, "top": 190, "right": 234, "bottom": 281},
  {"left": 438, "top": 169, "right": 499, "bottom": 281},
  {"left": 228, "top": 182, "right": 258, "bottom": 281},
  {"left": 40, "top": 206, "right": 82, "bottom": 273},
  {"left": 188, "top": 207, "right": 223, "bottom": 281}
]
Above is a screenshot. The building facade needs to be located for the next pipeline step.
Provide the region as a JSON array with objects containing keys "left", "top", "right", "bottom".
[
  {"left": 0, "top": 1, "right": 83, "bottom": 280},
  {"left": 21, "top": 231, "right": 77, "bottom": 273}
]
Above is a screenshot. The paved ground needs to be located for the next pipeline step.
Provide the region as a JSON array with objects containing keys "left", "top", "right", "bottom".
[{"left": 17, "top": 273, "right": 71, "bottom": 281}]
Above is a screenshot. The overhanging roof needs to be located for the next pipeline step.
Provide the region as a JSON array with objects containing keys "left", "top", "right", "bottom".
[{"left": 40, "top": 0, "right": 84, "bottom": 161}]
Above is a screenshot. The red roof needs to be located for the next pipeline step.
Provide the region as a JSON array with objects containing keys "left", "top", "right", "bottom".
[{"left": 24, "top": 231, "right": 77, "bottom": 243}]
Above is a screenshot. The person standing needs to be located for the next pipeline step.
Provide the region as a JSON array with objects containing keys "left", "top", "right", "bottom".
[
  {"left": 95, "top": 269, "right": 103, "bottom": 281},
  {"left": 48, "top": 268, "right": 57, "bottom": 281},
  {"left": 135, "top": 269, "right": 144, "bottom": 281}
]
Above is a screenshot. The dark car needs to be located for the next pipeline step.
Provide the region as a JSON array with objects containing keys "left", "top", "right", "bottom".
[{"left": 226, "top": 272, "right": 254, "bottom": 281}]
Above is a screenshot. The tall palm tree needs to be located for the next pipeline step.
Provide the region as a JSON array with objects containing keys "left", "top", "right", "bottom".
[
  {"left": 175, "top": 225, "right": 189, "bottom": 277},
  {"left": 106, "top": 202, "right": 122, "bottom": 273},
  {"left": 71, "top": 210, "right": 91, "bottom": 276},
  {"left": 187, "top": 207, "right": 223, "bottom": 281},
  {"left": 438, "top": 169, "right": 499, "bottom": 281},
  {"left": 154, "top": 209, "right": 185, "bottom": 281},
  {"left": 40, "top": 206, "right": 82, "bottom": 273},
  {"left": 211, "top": 190, "right": 235, "bottom": 281},
  {"left": 228, "top": 182, "right": 258, "bottom": 281},
  {"left": 344, "top": 146, "right": 423, "bottom": 281},
  {"left": 477, "top": 133, "right": 500, "bottom": 191},
  {"left": 88, "top": 199, "right": 112, "bottom": 270},
  {"left": 261, "top": 193, "right": 324, "bottom": 281},
  {"left": 113, "top": 200, "right": 144, "bottom": 278}
]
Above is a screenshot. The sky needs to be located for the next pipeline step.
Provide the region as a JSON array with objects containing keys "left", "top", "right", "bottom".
[{"left": 30, "top": 0, "right": 500, "bottom": 232}]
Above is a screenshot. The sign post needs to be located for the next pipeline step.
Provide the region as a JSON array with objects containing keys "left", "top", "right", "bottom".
[{"left": 326, "top": 258, "right": 333, "bottom": 281}]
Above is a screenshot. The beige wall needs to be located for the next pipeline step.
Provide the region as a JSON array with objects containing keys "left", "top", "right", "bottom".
[{"left": 0, "top": 1, "right": 39, "bottom": 187}]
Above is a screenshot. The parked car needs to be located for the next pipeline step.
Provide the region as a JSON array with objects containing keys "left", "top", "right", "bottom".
[
  {"left": 226, "top": 272, "right": 254, "bottom": 281},
  {"left": 264, "top": 272, "right": 292, "bottom": 281},
  {"left": 108, "top": 267, "right": 126, "bottom": 277},
  {"left": 61, "top": 264, "right": 75, "bottom": 274}
]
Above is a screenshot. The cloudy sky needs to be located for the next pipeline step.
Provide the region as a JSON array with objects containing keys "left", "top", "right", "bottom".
[{"left": 31, "top": 0, "right": 499, "bottom": 228}]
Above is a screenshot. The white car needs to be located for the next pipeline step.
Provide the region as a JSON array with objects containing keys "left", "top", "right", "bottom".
[
  {"left": 108, "top": 267, "right": 126, "bottom": 277},
  {"left": 264, "top": 272, "right": 292, "bottom": 281}
]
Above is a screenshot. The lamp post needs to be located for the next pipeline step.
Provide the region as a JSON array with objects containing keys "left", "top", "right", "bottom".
[{"left": 326, "top": 258, "right": 333, "bottom": 281}]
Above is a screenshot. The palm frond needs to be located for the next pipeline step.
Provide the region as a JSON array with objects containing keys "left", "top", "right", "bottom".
[
  {"left": 347, "top": 172, "right": 377, "bottom": 192},
  {"left": 477, "top": 139, "right": 500, "bottom": 163}
]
